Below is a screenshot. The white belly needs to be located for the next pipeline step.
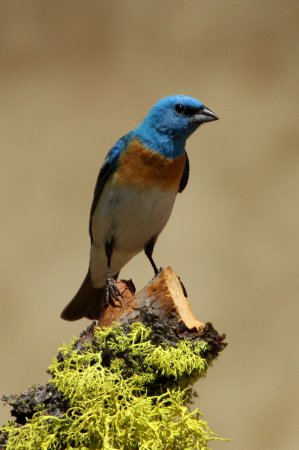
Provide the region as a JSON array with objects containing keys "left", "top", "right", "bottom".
[{"left": 89, "top": 183, "right": 177, "bottom": 287}]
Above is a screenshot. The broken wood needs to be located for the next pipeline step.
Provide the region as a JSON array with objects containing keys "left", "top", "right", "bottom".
[
  {"left": 0, "top": 267, "right": 227, "bottom": 449},
  {"left": 98, "top": 267, "right": 205, "bottom": 332}
]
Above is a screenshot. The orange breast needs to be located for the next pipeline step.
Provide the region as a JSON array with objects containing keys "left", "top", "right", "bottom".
[{"left": 115, "top": 138, "right": 186, "bottom": 192}]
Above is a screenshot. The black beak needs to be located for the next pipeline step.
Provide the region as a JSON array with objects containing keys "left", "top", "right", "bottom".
[{"left": 192, "top": 106, "right": 219, "bottom": 124}]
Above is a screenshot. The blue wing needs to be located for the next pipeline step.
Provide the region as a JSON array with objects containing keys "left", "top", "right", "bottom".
[
  {"left": 178, "top": 152, "right": 189, "bottom": 193},
  {"left": 89, "top": 133, "right": 131, "bottom": 241}
]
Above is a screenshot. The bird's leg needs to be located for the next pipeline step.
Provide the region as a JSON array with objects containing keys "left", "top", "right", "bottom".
[
  {"left": 144, "top": 236, "right": 161, "bottom": 276},
  {"left": 105, "top": 238, "right": 123, "bottom": 307}
]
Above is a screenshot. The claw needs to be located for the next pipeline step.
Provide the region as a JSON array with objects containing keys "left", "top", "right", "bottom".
[
  {"left": 179, "top": 279, "right": 188, "bottom": 297},
  {"left": 105, "top": 274, "right": 123, "bottom": 307}
]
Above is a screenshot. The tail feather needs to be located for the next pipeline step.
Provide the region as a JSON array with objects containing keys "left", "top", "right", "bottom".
[{"left": 61, "top": 271, "right": 106, "bottom": 321}]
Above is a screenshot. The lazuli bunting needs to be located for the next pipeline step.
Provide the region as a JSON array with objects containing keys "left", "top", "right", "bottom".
[{"left": 61, "top": 95, "right": 218, "bottom": 320}]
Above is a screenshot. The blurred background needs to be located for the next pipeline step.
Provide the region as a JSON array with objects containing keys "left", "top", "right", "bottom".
[{"left": 0, "top": 1, "right": 298, "bottom": 448}]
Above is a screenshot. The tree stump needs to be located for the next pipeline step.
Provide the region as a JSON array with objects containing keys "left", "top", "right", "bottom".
[
  {"left": 0, "top": 268, "right": 227, "bottom": 449},
  {"left": 98, "top": 266, "right": 205, "bottom": 332}
]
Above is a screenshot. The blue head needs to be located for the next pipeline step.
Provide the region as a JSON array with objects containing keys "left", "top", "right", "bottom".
[{"left": 132, "top": 95, "right": 218, "bottom": 158}]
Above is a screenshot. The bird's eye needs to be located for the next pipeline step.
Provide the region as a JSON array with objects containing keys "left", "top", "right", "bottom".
[{"left": 174, "top": 104, "right": 186, "bottom": 115}]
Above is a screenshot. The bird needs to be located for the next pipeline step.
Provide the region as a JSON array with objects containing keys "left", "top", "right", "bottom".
[{"left": 61, "top": 95, "right": 218, "bottom": 321}]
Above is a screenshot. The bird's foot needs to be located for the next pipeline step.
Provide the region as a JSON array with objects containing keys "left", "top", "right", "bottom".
[
  {"left": 105, "top": 274, "right": 123, "bottom": 307},
  {"left": 153, "top": 267, "right": 163, "bottom": 276}
]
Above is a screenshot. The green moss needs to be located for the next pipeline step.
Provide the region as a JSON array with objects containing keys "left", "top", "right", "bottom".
[{"left": 1, "top": 322, "right": 227, "bottom": 449}]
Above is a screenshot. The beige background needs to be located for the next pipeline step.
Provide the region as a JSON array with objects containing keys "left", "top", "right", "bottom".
[{"left": 0, "top": 1, "right": 298, "bottom": 449}]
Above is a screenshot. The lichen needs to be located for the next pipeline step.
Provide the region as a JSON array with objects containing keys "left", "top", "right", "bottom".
[{"left": 1, "top": 321, "right": 227, "bottom": 449}]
